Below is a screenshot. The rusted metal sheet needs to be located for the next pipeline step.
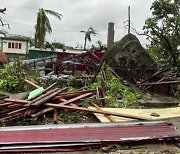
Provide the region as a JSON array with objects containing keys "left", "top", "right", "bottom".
[{"left": 0, "top": 121, "right": 179, "bottom": 146}]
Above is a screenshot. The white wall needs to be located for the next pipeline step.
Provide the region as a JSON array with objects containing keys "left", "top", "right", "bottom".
[{"left": 3, "top": 39, "right": 27, "bottom": 54}]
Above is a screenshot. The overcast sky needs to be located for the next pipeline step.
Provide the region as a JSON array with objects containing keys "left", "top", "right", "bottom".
[{"left": 0, "top": 0, "right": 155, "bottom": 48}]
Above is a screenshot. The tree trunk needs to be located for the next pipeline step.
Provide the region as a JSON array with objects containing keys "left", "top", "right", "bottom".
[{"left": 84, "top": 37, "right": 87, "bottom": 50}]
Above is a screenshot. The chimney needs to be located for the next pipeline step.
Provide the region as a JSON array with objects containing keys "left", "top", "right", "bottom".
[{"left": 107, "top": 22, "right": 114, "bottom": 50}]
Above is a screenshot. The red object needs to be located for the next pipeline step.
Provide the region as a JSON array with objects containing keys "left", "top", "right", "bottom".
[
  {"left": 0, "top": 121, "right": 179, "bottom": 152},
  {"left": 56, "top": 50, "right": 106, "bottom": 74},
  {"left": 0, "top": 122, "right": 178, "bottom": 144},
  {"left": 91, "top": 50, "right": 105, "bottom": 63}
]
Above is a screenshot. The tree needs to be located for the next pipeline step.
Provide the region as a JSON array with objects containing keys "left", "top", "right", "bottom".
[
  {"left": 35, "top": 8, "right": 62, "bottom": 48},
  {"left": 0, "top": 8, "right": 9, "bottom": 29},
  {"left": 90, "top": 40, "right": 106, "bottom": 50},
  {"left": 143, "top": 0, "right": 180, "bottom": 67},
  {"left": 80, "top": 27, "right": 98, "bottom": 50}
]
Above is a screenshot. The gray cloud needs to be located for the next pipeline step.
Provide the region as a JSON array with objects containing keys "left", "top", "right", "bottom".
[{"left": 0, "top": 0, "right": 155, "bottom": 47}]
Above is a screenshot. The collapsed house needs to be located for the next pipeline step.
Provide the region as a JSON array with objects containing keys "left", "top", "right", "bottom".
[
  {"left": 104, "top": 33, "right": 155, "bottom": 82},
  {"left": 104, "top": 23, "right": 179, "bottom": 96}
]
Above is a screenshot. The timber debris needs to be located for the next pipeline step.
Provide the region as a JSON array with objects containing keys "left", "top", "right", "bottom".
[{"left": 0, "top": 79, "right": 151, "bottom": 124}]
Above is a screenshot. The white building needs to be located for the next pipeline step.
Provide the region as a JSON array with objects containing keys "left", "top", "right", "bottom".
[{"left": 0, "top": 37, "right": 29, "bottom": 63}]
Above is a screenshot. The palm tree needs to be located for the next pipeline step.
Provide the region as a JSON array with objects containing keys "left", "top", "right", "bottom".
[
  {"left": 35, "top": 8, "right": 62, "bottom": 48},
  {"left": 80, "top": 27, "right": 98, "bottom": 50}
]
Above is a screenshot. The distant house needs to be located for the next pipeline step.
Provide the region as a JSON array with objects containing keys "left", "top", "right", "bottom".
[
  {"left": 0, "top": 37, "right": 29, "bottom": 63},
  {"left": 28, "top": 48, "right": 57, "bottom": 59}
]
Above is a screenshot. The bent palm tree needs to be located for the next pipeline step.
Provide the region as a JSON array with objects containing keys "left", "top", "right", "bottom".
[
  {"left": 80, "top": 27, "right": 98, "bottom": 50},
  {"left": 35, "top": 8, "right": 62, "bottom": 48}
]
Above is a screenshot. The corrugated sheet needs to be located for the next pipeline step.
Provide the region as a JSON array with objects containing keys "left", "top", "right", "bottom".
[{"left": 0, "top": 121, "right": 179, "bottom": 152}]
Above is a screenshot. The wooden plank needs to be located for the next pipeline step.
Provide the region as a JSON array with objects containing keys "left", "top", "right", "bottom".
[
  {"left": 30, "top": 87, "right": 67, "bottom": 107},
  {"left": 91, "top": 107, "right": 180, "bottom": 122},
  {"left": 28, "top": 82, "right": 57, "bottom": 101},
  {"left": 24, "top": 79, "right": 40, "bottom": 89},
  {"left": 60, "top": 92, "right": 93, "bottom": 105},
  {"left": 45, "top": 103, "right": 151, "bottom": 121},
  {"left": 31, "top": 107, "right": 54, "bottom": 118},
  {"left": 59, "top": 98, "right": 78, "bottom": 107},
  {"left": 54, "top": 89, "right": 96, "bottom": 99},
  {"left": 28, "top": 88, "right": 59, "bottom": 106},
  {"left": 4, "top": 99, "right": 31, "bottom": 104},
  {"left": 91, "top": 103, "right": 116, "bottom": 122},
  {"left": 137, "top": 80, "right": 180, "bottom": 86}
]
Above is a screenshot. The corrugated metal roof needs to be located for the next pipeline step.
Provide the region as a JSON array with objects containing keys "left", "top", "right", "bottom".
[
  {"left": 0, "top": 121, "right": 178, "bottom": 144},
  {"left": 0, "top": 121, "right": 179, "bottom": 152}
]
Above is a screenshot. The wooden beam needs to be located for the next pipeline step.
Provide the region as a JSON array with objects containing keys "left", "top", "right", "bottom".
[
  {"left": 31, "top": 107, "right": 54, "bottom": 118},
  {"left": 53, "top": 109, "right": 58, "bottom": 124},
  {"left": 137, "top": 80, "right": 180, "bottom": 86},
  {"left": 4, "top": 98, "right": 31, "bottom": 104},
  {"left": 60, "top": 92, "right": 93, "bottom": 105},
  {"left": 31, "top": 88, "right": 67, "bottom": 107},
  {"left": 24, "top": 79, "right": 40, "bottom": 89},
  {"left": 45, "top": 103, "right": 151, "bottom": 121},
  {"left": 91, "top": 103, "right": 116, "bottom": 122}
]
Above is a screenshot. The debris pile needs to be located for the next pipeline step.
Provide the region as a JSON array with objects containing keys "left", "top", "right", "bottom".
[{"left": 0, "top": 79, "right": 150, "bottom": 125}]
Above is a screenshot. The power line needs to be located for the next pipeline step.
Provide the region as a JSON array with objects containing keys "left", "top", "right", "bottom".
[
  {"left": 5, "top": 15, "right": 109, "bottom": 29},
  {"left": 4, "top": 19, "right": 110, "bottom": 33}
]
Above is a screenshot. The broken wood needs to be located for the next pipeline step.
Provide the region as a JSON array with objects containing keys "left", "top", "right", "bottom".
[
  {"left": 4, "top": 98, "right": 31, "bottom": 104},
  {"left": 45, "top": 103, "right": 151, "bottom": 121},
  {"left": 140, "top": 66, "right": 170, "bottom": 84},
  {"left": 31, "top": 88, "right": 67, "bottom": 107},
  {"left": 28, "top": 82, "right": 57, "bottom": 100},
  {"left": 137, "top": 80, "right": 180, "bottom": 86},
  {"left": 60, "top": 92, "right": 93, "bottom": 105},
  {"left": 31, "top": 107, "right": 54, "bottom": 118},
  {"left": 24, "top": 79, "right": 40, "bottom": 89},
  {"left": 53, "top": 109, "right": 58, "bottom": 124},
  {"left": 91, "top": 103, "right": 116, "bottom": 122},
  {"left": 54, "top": 89, "right": 96, "bottom": 99}
]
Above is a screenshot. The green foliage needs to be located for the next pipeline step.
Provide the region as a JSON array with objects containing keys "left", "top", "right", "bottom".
[
  {"left": 0, "top": 59, "right": 40, "bottom": 94},
  {"left": 148, "top": 45, "right": 168, "bottom": 67},
  {"left": 90, "top": 65, "right": 139, "bottom": 107},
  {"left": 143, "top": 0, "right": 180, "bottom": 67},
  {"left": 90, "top": 40, "right": 107, "bottom": 50},
  {"left": 58, "top": 110, "right": 87, "bottom": 123}
]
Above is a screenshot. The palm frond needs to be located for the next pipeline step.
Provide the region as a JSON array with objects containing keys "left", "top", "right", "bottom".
[
  {"left": 35, "top": 8, "right": 62, "bottom": 48},
  {"left": 45, "top": 9, "right": 62, "bottom": 20},
  {"left": 80, "top": 30, "right": 86, "bottom": 33}
]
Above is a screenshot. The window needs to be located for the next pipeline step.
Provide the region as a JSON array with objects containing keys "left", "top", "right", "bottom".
[
  {"left": 15, "top": 43, "right": 18, "bottom": 49},
  {"left": 7, "top": 42, "right": 22, "bottom": 49},
  {"left": 19, "top": 43, "right": 22, "bottom": 49},
  {"left": 8, "top": 42, "right": 11, "bottom": 48},
  {"left": 12, "top": 43, "right": 14, "bottom": 49}
]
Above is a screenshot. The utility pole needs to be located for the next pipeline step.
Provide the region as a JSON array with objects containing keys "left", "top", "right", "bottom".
[{"left": 128, "top": 6, "right": 131, "bottom": 34}]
